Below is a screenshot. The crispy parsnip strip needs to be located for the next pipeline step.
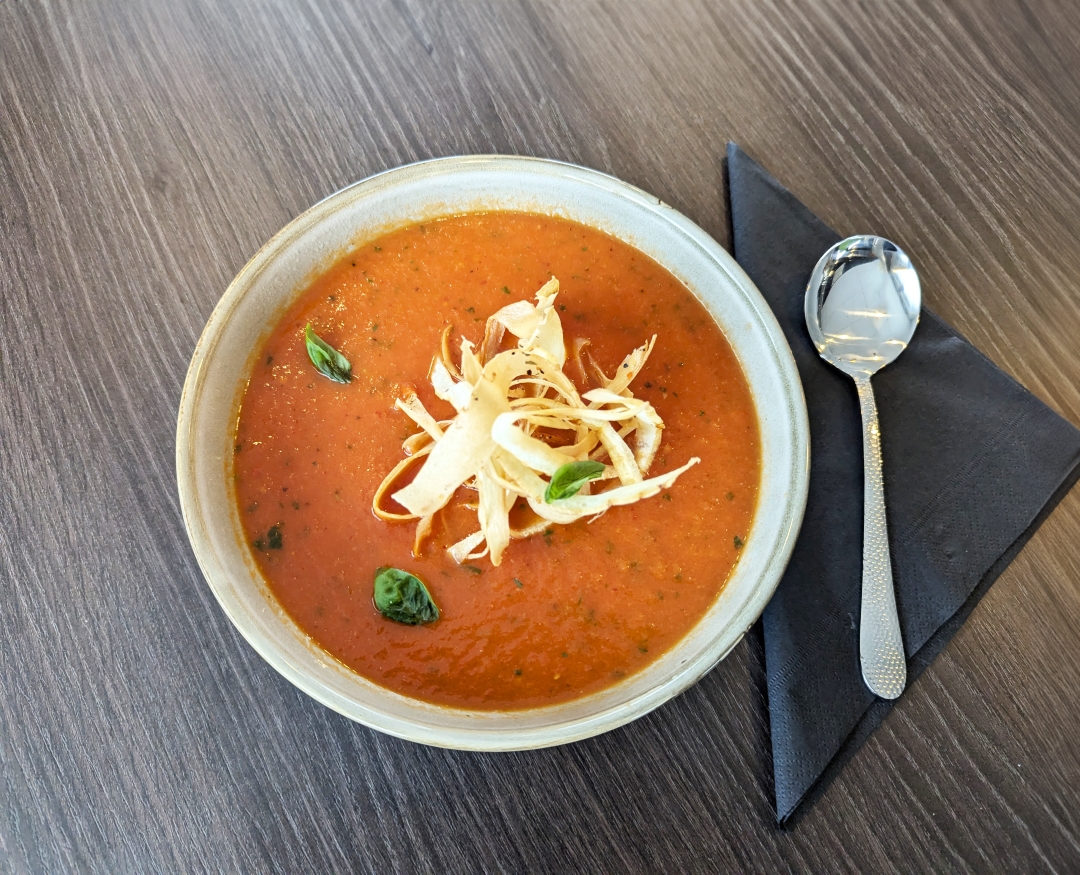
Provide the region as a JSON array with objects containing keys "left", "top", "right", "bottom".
[{"left": 395, "top": 394, "right": 444, "bottom": 442}]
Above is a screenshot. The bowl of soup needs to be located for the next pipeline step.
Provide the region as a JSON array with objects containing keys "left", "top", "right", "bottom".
[{"left": 176, "top": 156, "right": 809, "bottom": 750}]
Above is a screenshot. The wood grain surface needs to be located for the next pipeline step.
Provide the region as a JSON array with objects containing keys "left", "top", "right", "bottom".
[{"left": 3, "top": 0, "right": 1080, "bottom": 871}]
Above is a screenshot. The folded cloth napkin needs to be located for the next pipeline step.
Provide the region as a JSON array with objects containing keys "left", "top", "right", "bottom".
[{"left": 726, "top": 143, "right": 1080, "bottom": 825}]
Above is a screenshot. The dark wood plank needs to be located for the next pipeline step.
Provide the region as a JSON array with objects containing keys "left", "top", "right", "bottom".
[{"left": 3, "top": 0, "right": 1080, "bottom": 871}]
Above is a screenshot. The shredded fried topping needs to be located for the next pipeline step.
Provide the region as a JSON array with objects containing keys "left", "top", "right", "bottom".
[{"left": 372, "top": 277, "right": 700, "bottom": 566}]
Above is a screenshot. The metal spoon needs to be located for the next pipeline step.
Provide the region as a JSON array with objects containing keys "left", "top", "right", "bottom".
[{"left": 805, "top": 236, "right": 920, "bottom": 700}]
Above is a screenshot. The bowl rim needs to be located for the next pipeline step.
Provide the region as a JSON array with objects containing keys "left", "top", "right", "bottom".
[{"left": 176, "top": 155, "right": 809, "bottom": 750}]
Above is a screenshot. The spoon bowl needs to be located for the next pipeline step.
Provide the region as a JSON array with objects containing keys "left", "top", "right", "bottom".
[
  {"left": 805, "top": 235, "right": 921, "bottom": 700},
  {"left": 806, "top": 235, "right": 920, "bottom": 377}
]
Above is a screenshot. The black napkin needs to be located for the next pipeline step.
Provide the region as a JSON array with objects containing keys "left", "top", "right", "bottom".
[{"left": 726, "top": 143, "right": 1080, "bottom": 824}]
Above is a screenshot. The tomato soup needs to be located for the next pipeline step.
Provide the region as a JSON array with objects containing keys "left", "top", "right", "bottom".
[{"left": 233, "top": 213, "right": 759, "bottom": 709}]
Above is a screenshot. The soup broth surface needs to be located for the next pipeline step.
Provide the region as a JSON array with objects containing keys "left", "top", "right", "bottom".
[{"left": 233, "top": 212, "right": 759, "bottom": 709}]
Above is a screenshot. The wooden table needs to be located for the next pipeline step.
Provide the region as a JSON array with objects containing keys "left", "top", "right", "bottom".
[{"left": 4, "top": 1, "right": 1080, "bottom": 871}]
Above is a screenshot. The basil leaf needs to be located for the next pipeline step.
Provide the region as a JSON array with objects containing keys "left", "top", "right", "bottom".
[
  {"left": 373, "top": 566, "right": 439, "bottom": 625},
  {"left": 304, "top": 324, "right": 352, "bottom": 383},
  {"left": 544, "top": 460, "right": 606, "bottom": 502}
]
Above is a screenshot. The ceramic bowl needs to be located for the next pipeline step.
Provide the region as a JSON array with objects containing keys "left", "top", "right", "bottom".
[{"left": 176, "top": 156, "right": 809, "bottom": 750}]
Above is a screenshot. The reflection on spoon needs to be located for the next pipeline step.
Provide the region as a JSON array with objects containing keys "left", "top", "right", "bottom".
[{"left": 805, "top": 235, "right": 921, "bottom": 700}]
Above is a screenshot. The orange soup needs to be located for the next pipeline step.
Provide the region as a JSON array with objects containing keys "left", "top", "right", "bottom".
[{"left": 233, "top": 213, "right": 759, "bottom": 709}]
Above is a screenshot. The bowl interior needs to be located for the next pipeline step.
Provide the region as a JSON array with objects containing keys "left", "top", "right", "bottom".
[{"left": 176, "top": 156, "right": 809, "bottom": 750}]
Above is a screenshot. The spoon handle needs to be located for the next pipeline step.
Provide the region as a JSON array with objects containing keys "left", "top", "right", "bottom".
[{"left": 854, "top": 374, "right": 906, "bottom": 699}]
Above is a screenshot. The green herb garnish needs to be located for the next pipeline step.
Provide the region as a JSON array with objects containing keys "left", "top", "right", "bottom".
[
  {"left": 254, "top": 525, "right": 283, "bottom": 552},
  {"left": 304, "top": 324, "right": 352, "bottom": 383},
  {"left": 373, "top": 566, "right": 439, "bottom": 625},
  {"left": 544, "top": 460, "right": 605, "bottom": 502}
]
